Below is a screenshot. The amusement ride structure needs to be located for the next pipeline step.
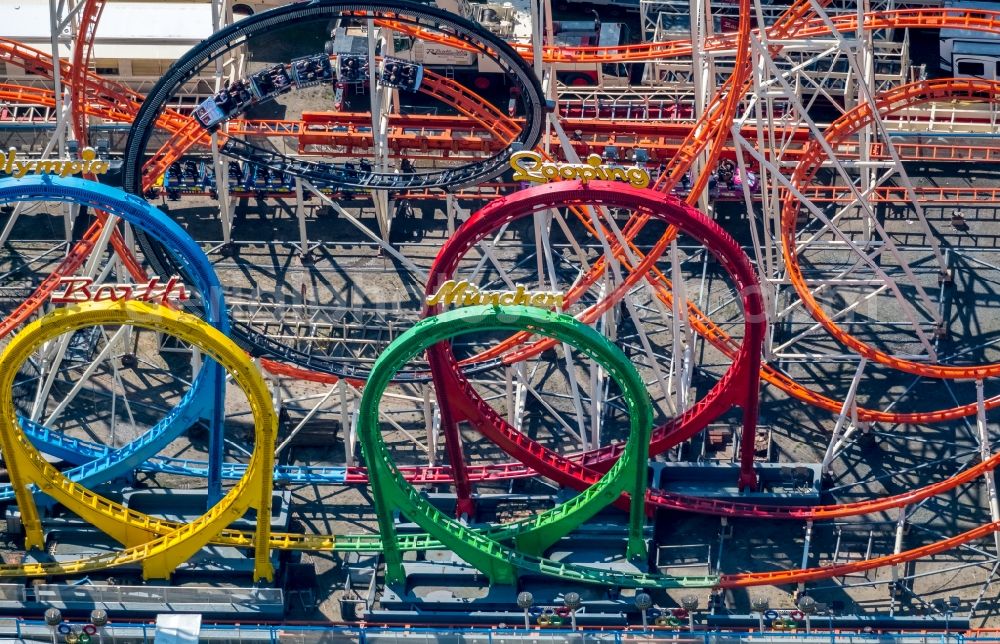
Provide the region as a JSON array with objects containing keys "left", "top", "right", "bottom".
[{"left": 2, "top": 0, "right": 1000, "bottom": 632}]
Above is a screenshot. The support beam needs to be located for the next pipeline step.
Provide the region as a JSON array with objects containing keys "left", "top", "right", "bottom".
[
  {"left": 798, "top": 519, "right": 813, "bottom": 595},
  {"left": 821, "top": 358, "right": 867, "bottom": 476},
  {"left": 975, "top": 379, "right": 1000, "bottom": 556}
]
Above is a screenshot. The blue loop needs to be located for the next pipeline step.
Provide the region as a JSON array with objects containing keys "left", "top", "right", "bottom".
[
  {"left": 763, "top": 609, "right": 779, "bottom": 620},
  {"left": 0, "top": 176, "right": 227, "bottom": 499},
  {"left": 648, "top": 609, "right": 662, "bottom": 619},
  {"left": 57, "top": 624, "right": 72, "bottom": 634}
]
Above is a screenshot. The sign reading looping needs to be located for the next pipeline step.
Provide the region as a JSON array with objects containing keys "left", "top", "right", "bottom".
[{"left": 510, "top": 151, "right": 650, "bottom": 189}]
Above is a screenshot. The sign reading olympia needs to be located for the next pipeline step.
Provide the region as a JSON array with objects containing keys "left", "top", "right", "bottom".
[
  {"left": 510, "top": 151, "right": 650, "bottom": 189},
  {"left": 0, "top": 147, "right": 109, "bottom": 179},
  {"left": 426, "top": 280, "right": 564, "bottom": 309},
  {"left": 50, "top": 277, "right": 190, "bottom": 304}
]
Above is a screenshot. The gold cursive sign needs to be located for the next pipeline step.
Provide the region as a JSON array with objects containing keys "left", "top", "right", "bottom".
[
  {"left": 0, "top": 147, "right": 109, "bottom": 179},
  {"left": 427, "top": 280, "right": 564, "bottom": 310},
  {"left": 510, "top": 151, "right": 650, "bottom": 189}
]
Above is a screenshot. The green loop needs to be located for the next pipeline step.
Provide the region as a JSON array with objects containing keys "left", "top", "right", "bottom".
[{"left": 357, "top": 305, "right": 710, "bottom": 589}]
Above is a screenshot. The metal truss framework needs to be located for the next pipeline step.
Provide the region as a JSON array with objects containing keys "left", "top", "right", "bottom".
[{"left": 2, "top": 0, "right": 1000, "bottom": 621}]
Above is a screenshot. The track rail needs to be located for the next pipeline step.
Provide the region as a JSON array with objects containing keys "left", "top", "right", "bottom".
[
  {"left": 782, "top": 78, "right": 1000, "bottom": 379},
  {"left": 0, "top": 300, "right": 273, "bottom": 582},
  {"left": 122, "top": 0, "right": 543, "bottom": 195},
  {"left": 425, "top": 181, "right": 765, "bottom": 495},
  {"left": 0, "top": 175, "right": 227, "bottom": 508}
]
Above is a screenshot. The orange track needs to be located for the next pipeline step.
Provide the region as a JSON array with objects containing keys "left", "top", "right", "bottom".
[
  {"left": 179, "top": 113, "right": 1000, "bottom": 165},
  {"left": 69, "top": 0, "right": 105, "bottom": 148},
  {"left": 782, "top": 78, "right": 1000, "bottom": 379},
  {"left": 721, "top": 519, "right": 1000, "bottom": 587},
  {"left": 381, "top": 7, "right": 1000, "bottom": 64},
  {"left": 4, "top": 1, "right": 1000, "bottom": 585}
]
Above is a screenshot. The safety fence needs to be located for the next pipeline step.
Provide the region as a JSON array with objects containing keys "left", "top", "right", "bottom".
[{"left": 1, "top": 623, "right": 997, "bottom": 644}]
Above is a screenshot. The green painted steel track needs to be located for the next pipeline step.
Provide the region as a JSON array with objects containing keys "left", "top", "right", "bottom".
[{"left": 357, "top": 305, "right": 720, "bottom": 588}]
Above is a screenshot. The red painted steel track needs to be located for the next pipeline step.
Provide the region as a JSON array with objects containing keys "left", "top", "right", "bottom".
[
  {"left": 69, "top": 0, "right": 105, "bottom": 148},
  {"left": 2, "top": 0, "right": 1000, "bottom": 586},
  {"left": 426, "top": 181, "right": 766, "bottom": 501}
]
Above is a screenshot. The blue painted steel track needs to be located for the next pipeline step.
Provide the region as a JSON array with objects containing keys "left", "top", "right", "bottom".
[{"left": 0, "top": 175, "right": 229, "bottom": 499}]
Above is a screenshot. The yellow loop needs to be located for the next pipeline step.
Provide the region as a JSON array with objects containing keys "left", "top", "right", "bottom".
[{"left": 0, "top": 301, "right": 276, "bottom": 581}]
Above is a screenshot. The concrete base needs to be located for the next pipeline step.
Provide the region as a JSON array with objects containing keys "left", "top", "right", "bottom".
[{"left": 373, "top": 522, "right": 649, "bottom": 624}]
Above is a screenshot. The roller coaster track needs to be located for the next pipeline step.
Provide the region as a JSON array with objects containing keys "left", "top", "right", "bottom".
[
  {"left": 10, "top": 85, "right": 998, "bottom": 184},
  {"left": 123, "top": 0, "right": 544, "bottom": 196},
  {"left": 426, "top": 180, "right": 764, "bottom": 496},
  {"left": 4, "top": 175, "right": 985, "bottom": 585},
  {"left": 0, "top": 38, "right": 192, "bottom": 135},
  {"left": 2, "top": 0, "right": 1000, "bottom": 589},
  {"left": 782, "top": 77, "right": 1000, "bottom": 379},
  {"left": 139, "top": 64, "right": 522, "bottom": 190},
  {"left": 2, "top": 186, "right": 994, "bottom": 584},
  {"left": 24, "top": 423, "right": 1000, "bottom": 522},
  {"left": 131, "top": 63, "right": 538, "bottom": 382},
  {"left": 355, "top": 303, "right": 1000, "bottom": 589},
  {"left": 0, "top": 175, "right": 229, "bottom": 510},
  {"left": 479, "top": 32, "right": 1000, "bottom": 440},
  {"left": 0, "top": 300, "right": 273, "bottom": 582},
  {"left": 69, "top": 0, "right": 106, "bottom": 148},
  {"left": 420, "top": 0, "right": 749, "bottom": 497},
  {"left": 0, "top": 40, "right": 530, "bottom": 384},
  {"left": 383, "top": 7, "right": 1000, "bottom": 65},
  {"left": 361, "top": 303, "right": 711, "bottom": 587},
  {"left": 3, "top": 0, "right": 991, "bottom": 436}
]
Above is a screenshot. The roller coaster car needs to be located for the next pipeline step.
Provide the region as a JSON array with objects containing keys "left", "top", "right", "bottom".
[
  {"left": 183, "top": 160, "right": 201, "bottom": 183},
  {"left": 193, "top": 98, "right": 226, "bottom": 130},
  {"left": 377, "top": 57, "right": 424, "bottom": 92},
  {"left": 226, "top": 80, "right": 256, "bottom": 111},
  {"left": 250, "top": 64, "right": 293, "bottom": 100},
  {"left": 194, "top": 79, "right": 255, "bottom": 130},
  {"left": 290, "top": 54, "right": 334, "bottom": 88},
  {"left": 336, "top": 54, "right": 369, "bottom": 83},
  {"left": 164, "top": 162, "right": 182, "bottom": 188},
  {"left": 165, "top": 159, "right": 208, "bottom": 192},
  {"left": 253, "top": 165, "right": 272, "bottom": 188}
]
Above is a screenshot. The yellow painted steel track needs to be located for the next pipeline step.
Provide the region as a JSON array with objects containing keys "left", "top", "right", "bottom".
[{"left": 0, "top": 301, "right": 275, "bottom": 581}]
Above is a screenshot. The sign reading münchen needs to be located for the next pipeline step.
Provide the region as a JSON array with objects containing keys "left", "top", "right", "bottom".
[{"left": 426, "top": 280, "right": 564, "bottom": 309}]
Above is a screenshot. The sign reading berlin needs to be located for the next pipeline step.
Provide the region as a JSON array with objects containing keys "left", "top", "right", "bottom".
[
  {"left": 50, "top": 277, "right": 190, "bottom": 304},
  {"left": 0, "top": 147, "right": 109, "bottom": 179},
  {"left": 426, "top": 280, "right": 564, "bottom": 309}
]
